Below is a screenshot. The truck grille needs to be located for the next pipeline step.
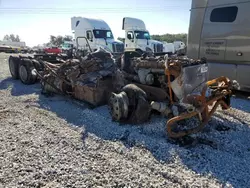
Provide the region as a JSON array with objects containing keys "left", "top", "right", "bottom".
[
  {"left": 112, "top": 43, "right": 124, "bottom": 53},
  {"left": 154, "top": 43, "right": 163, "bottom": 53}
]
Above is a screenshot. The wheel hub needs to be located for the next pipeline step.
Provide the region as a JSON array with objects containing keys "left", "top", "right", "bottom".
[{"left": 109, "top": 91, "right": 129, "bottom": 121}]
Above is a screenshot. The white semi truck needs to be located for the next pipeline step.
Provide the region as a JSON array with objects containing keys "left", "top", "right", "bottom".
[
  {"left": 122, "top": 17, "right": 175, "bottom": 55},
  {"left": 173, "top": 41, "right": 186, "bottom": 52},
  {"left": 71, "top": 17, "right": 124, "bottom": 54}
]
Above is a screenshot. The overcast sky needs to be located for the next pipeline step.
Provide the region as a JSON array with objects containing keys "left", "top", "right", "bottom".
[{"left": 0, "top": 0, "right": 191, "bottom": 46}]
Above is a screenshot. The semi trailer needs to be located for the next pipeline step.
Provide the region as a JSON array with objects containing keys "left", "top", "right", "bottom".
[{"left": 188, "top": 0, "right": 250, "bottom": 92}]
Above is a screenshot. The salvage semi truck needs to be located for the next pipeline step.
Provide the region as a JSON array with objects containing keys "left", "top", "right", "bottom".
[
  {"left": 8, "top": 47, "right": 238, "bottom": 139},
  {"left": 188, "top": 0, "right": 250, "bottom": 92},
  {"left": 7, "top": 13, "right": 239, "bottom": 139}
]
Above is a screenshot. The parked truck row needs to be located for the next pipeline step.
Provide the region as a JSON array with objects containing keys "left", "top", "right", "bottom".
[
  {"left": 71, "top": 17, "right": 186, "bottom": 56},
  {"left": 1, "top": 16, "right": 186, "bottom": 60}
]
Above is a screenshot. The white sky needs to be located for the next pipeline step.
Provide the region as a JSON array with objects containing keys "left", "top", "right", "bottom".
[{"left": 0, "top": 0, "right": 191, "bottom": 47}]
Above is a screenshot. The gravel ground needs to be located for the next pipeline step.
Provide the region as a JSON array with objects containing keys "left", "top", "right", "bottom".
[{"left": 0, "top": 53, "right": 250, "bottom": 188}]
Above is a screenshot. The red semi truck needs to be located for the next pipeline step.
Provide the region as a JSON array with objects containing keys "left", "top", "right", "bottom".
[{"left": 44, "top": 46, "right": 62, "bottom": 54}]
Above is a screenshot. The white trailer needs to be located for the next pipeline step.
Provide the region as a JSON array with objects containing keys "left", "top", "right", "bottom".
[
  {"left": 0, "top": 41, "right": 26, "bottom": 48},
  {"left": 71, "top": 17, "right": 124, "bottom": 54},
  {"left": 163, "top": 42, "right": 175, "bottom": 54},
  {"left": 173, "top": 41, "right": 186, "bottom": 52},
  {"left": 187, "top": 0, "right": 250, "bottom": 92},
  {"left": 0, "top": 41, "right": 26, "bottom": 53}
]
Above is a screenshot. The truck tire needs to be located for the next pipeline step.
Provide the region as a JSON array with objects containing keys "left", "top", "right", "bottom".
[
  {"left": 18, "top": 59, "right": 37, "bottom": 85},
  {"left": 32, "top": 59, "right": 43, "bottom": 71},
  {"left": 9, "top": 56, "right": 20, "bottom": 79}
]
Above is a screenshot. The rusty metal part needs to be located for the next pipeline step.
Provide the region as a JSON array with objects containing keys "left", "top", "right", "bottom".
[
  {"left": 43, "top": 62, "right": 72, "bottom": 86},
  {"left": 133, "top": 83, "right": 169, "bottom": 101},
  {"left": 135, "top": 59, "right": 165, "bottom": 69},
  {"left": 35, "top": 70, "right": 65, "bottom": 95},
  {"left": 167, "top": 99, "right": 229, "bottom": 138},
  {"left": 73, "top": 78, "right": 114, "bottom": 106},
  {"left": 166, "top": 76, "right": 232, "bottom": 138},
  {"left": 151, "top": 101, "right": 172, "bottom": 116},
  {"left": 166, "top": 69, "right": 174, "bottom": 105},
  {"left": 164, "top": 59, "right": 184, "bottom": 104},
  {"left": 42, "top": 75, "right": 71, "bottom": 94},
  {"left": 165, "top": 60, "right": 182, "bottom": 78}
]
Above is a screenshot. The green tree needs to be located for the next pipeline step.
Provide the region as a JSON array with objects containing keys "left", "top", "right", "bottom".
[
  {"left": 151, "top": 33, "right": 187, "bottom": 44},
  {"left": 49, "top": 35, "right": 73, "bottom": 46},
  {"left": 64, "top": 35, "right": 73, "bottom": 42},
  {"left": 118, "top": 33, "right": 187, "bottom": 44},
  {"left": 3, "top": 34, "right": 21, "bottom": 42}
]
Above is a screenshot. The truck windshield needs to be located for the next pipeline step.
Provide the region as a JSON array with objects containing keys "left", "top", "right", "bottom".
[
  {"left": 62, "top": 44, "right": 70, "bottom": 48},
  {"left": 93, "top": 30, "right": 114, "bottom": 39},
  {"left": 62, "top": 43, "right": 73, "bottom": 49},
  {"left": 134, "top": 31, "right": 150, "bottom": 39}
]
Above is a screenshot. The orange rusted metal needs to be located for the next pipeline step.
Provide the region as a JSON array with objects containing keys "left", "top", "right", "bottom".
[
  {"left": 166, "top": 69, "right": 174, "bottom": 105},
  {"left": 206, "top": 76, "right": 229, "bottom": 86},
  {"left": 73, "top": 78, "right": 114, "bottom": 107},
  {"left": 166, "top": 76, "right": 232, "bottom": 139}
]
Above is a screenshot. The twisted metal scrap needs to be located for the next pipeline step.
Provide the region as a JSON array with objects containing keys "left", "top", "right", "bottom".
[{"left": 166, "top": 76, "right": 231, "bottom": 138}]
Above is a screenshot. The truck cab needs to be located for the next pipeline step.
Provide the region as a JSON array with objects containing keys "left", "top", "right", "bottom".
[
  {"left": 122, "top": 17, "right": 174, "bottom": 55},
  {"left": 187, "top": 0, "right": 250, "bottom": 92},
  {"left": 173, "top": 41, "right": 186, "bottom": 52},
  {"left": 60, "top": 41, "right": 75, "bottom": 53},
  {"left": 71, "top": 17, "right": 124, "bottom": 54}
]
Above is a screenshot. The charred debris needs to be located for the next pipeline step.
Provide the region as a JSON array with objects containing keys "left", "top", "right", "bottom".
[{"left": 8, "top": 48, "right": 239, "bottom": 138}]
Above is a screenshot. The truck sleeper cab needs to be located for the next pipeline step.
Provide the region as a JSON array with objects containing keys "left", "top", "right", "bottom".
[
  {"left": 71, "top": 17, "right": 124, "bottom": 54},
  {"left": 188, "top": 0, "right": 250, "bottom": 92},
  {"left": 122, "top": 17, "right": 173, "bottom": 55}
]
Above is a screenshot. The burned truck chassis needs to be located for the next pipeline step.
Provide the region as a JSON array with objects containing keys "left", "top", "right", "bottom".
[{"left": 8, "top": 49, "right": 239, "bottom": 139}]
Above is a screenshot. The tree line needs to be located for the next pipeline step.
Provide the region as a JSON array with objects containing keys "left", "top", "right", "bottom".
[
  {"left": 118, "top": 33, "right": 187, "bottom": 43},
  {"left": 3, "top": 34, "right": 21, "bottom": 42},
  {"left": 151, "top": 33, "right": 187, "bottom": 43},
  {"left": 47, "top": 35, "right": 73, "bottom": 46}
]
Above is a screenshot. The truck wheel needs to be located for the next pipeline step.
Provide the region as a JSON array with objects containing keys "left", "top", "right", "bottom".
[
  {"left": 9, "top": 56, "right": 20, "bottom": 79},
  {"left": 32, "top": 59, "right": 43, "bottom": 71},
  {"left": 18, "top": 59, "right": 37, "bottom": 85}
]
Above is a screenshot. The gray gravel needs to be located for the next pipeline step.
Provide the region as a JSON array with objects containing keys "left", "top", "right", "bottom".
[{"left": 0, "top": 53, "right": 250, "bottom": 187}]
